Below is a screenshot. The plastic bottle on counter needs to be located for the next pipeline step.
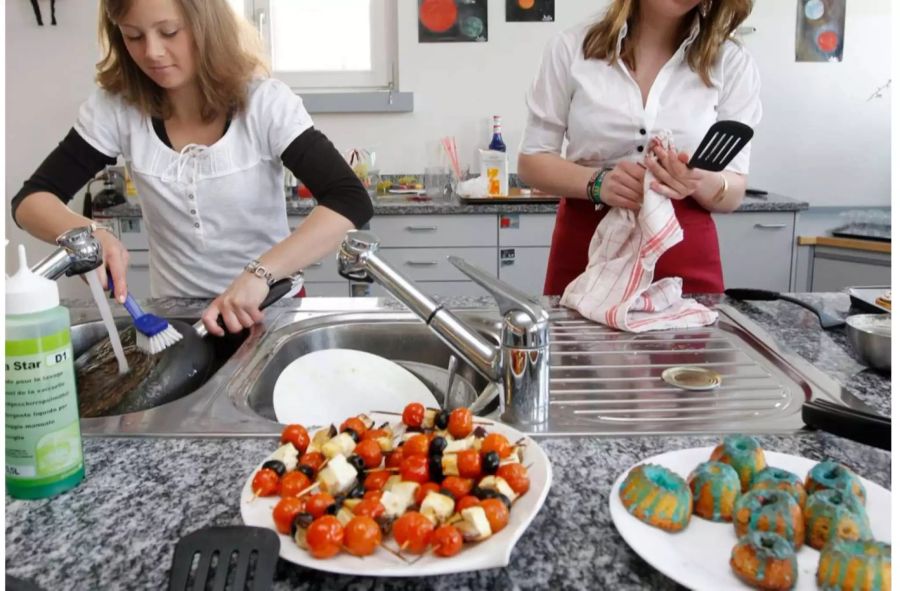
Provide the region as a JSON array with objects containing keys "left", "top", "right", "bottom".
[
  {"left": 488, "top": 115, "right": 507, "bottom": 152},
  {"left": 5, "top": 245, "right": 85, "bottom": 499}
]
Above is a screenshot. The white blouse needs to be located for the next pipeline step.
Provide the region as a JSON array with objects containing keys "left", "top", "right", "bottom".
[
  {"left": 75, "top": 78, "right": 313, "bottom": 298},
  {"left": 521, "top": 20, "right": 763, "bottom": 175}
]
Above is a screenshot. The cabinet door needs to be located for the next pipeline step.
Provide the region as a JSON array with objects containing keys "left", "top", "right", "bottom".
[
  {"left": 713, "top": 212, "right": 795, "bottom": 292},
  {"left": 498, "top": 213, "right": 556, "bottom": 247},
  {"left": 125, "top": 250, "right": 152, "bottom": 297},
  {"left": 376, "top": 247, "right": 497, "bottom": 281},
  {"left": 368, "top": 215, "right": 496, "bottom": 247},
  {"left": 811, "top": 248, "right": 891, "bottom": 291},
  {"left": 303, "top": 281, "right": 349, "bottom": 297},
  {"left": 360, "top": 281, "right": 490, "bottom": 299},
  {"left": 498, "top": 247, "right": 551, "bottom": 297}
]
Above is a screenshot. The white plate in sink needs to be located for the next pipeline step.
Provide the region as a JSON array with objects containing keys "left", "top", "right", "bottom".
[
  {"left": 609, "top": 447, "right": 891, "bottom": 590},
  {"left": 240, "top": 411, "right": 553, "bottom": 577}
]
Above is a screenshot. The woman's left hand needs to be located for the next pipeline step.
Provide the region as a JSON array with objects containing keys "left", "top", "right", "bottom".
[
  {"left": 643, "top": 139, "right": 706, "bottom": 201},
  {"left": 201, "top": 272, "right": 269, "bottom": 336}
]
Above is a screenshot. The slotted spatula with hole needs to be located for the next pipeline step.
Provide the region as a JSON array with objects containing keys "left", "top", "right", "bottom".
[
  {"left": 168, "top": 526, "right": 279, "bottom": 591},
  {"left": 687, "top": 120, "right": 754, "bottom": 172}
]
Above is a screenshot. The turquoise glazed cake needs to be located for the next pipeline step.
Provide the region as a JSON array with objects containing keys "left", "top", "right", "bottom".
[
  {"left": 730, "top": 531, "right": 798, "bottom": 591},
  {"left": 817, "top": 539, "right": 891, "bottom": 591},
  {"left": 804, "top": 489, "right": 872, "bottom": 550},
  {"left": 734, "top": 489, "right": 805, "bottom": 549},
  {"left": 750, "top": 467, "right": 807, "bottom": 508},
  {"left": 710, "top": 435, "right": 767, "bottom": 492},
  {"left": 806, "top": 460, "right": 867, "bottom": 505},
  {"left": 619, "top": 464, "right": 692, "bottom": 532},
  {"left": 688, "top": 461, "right": 741, "bottom": 522}
]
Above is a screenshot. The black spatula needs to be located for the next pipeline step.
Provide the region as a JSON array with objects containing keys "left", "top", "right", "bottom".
[
  {"left": 724, "top": 288, "right": 845, "bottom": 329},
  {"left": 688, "top": 120, "right": 754, "bottom": 172},
  {"left": 168, "top": 526, "right": 280, "bottom": 591}
]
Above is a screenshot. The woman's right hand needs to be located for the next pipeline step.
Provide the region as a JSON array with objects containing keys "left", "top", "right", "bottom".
[
  {"left": 94, "top": 229, "right": 130, "bottom": 304},
  {"left": 599, "top": 161, "right": 646, "bottom": 211}
]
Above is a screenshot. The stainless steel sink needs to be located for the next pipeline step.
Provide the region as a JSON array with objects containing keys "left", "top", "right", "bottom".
[{"left": 74, "top": 299, "right": 853, "bottom": 438}]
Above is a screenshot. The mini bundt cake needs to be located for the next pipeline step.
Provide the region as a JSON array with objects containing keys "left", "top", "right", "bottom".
[
  {"left": 619, "top": 463, "right": 692, "bottom": 532},
  {"left": 817, "top": 539, "right": 891, "bottom": 591},
  {"left": 806, "top": 460, "right": 867, "bottom": 505},
  {"left": 804, "top": 488, "right": 872, "bottom": 550},
  {"left": 710, "top": 435, "right": 767, "bottom": 492},
  {"left": 751, "top": 467, "right": 808, "bottom": 508},
  {"left": 688, "top": 461, "right": 741, "bottom": 522},
  {"left": 730, "top": 531, "right": 798, "bottom": 591},
  {"left": 734, "top": 489, "right": 805, "bottom": 549}
]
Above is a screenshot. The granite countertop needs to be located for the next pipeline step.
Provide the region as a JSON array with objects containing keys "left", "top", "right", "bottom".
[
  {"left": 5, "top": 294, "right": 889, "bottom": 590},
  {"left": 94, "top": 191, "right": 808, "bottom": 218}
]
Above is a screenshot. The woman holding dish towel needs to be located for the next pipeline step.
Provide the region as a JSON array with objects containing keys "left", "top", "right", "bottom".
[
  {"left": 518, "top": 0, "right": 761, "bottom": 295},
  {"left": 11, "top": 0, "right": 373, "bottom": 335}
]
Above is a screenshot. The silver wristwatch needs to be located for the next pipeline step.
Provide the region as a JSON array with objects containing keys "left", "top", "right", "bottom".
[{"left": 244, "top": 259, "right": 276, "bottom": 286}]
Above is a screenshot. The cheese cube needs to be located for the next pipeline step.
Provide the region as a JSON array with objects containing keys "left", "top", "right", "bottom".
[
  {"left": 322, "top": 433, "right": 356, "bottom": 459},
  {"left": 268, "top": 443, "right": 299, "bottom": 473},
  {"left": 478, "top": 476, "right": 518, "bottom": 503},
  {"left": 459, "top": 506, "right": 492, "bottom": 541},
  {"left": 317, "top": 454, "right": 358, "bottom": 496},
  {"left": 420, "top": 491, "right": 455, "bottom": 524}
]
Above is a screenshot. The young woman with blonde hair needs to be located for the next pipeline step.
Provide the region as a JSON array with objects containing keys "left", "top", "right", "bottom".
[
  {"left": 518, "top": 0, "right": 761, "bottom": 295},
  {"left": 12, "top": 0, "right": 373, "bottom": 335}
]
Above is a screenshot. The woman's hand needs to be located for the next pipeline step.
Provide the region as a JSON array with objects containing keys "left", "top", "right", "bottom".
[
  {"left": 644, "top": 140, "right": 720, "bottom": 201},
  {"left": 201, "top": 272, "right": 269, "bottom": 336},
  {"left": 95, "top": 229, "right": 130, "bottom": 304},
  {"left": 599, "top": 161, "right": 646, "bottom": 211}
]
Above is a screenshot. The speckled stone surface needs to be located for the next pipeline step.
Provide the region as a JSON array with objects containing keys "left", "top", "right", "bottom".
[
  {"left": 94, "top": 191, "right": 807, "bottom": 219},
  {"left": 6, "top": 292, "right": 888, "bottom": 591}
]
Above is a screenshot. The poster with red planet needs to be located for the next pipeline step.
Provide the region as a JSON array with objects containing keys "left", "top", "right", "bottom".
[
  {"left": 418, "top": 0, "right": 488, "bottom": 43},
  {"left": 795, "top": 0, "right": 845, "bottom": 62}
]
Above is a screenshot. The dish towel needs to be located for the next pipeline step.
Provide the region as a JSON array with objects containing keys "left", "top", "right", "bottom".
[{"left": 560, "top": 132, "right": 718, "bottom": 333}]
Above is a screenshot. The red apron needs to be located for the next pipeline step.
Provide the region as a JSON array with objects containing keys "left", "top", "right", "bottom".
[{"left": 543, "top": 197, "right": 724, "bottom": 296}]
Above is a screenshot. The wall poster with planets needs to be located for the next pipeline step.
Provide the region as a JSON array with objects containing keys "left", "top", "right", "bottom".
[
  {"left": 418, "top": 0, "right": 488, "bottom": 43},
  {"left": 506, "top": 0, "right": 554, "bottom": 23},
  {"left": 795, "top": 0, "right": 845, "bottom": 62}
]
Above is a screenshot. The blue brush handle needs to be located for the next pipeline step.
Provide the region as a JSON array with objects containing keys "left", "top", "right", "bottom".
[{"left": 107, "top": 272, "right": 144, "bottom": 320}]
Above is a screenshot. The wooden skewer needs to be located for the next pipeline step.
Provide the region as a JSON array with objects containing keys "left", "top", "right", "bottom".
[
  {"left": 341, "top": 545, "right": 364, "bottom": 560},
  {"left": 408, "top": 553, "right": 427, "bottom": 566},
  {"left": 297, "top": 481, "right": 320, "bottom": 497},
  {"left": 380, "top": 542, "right": 411, "bottom": 564},
  {"left": 364, "top": 467, "right": 399, "bottom": 473}
]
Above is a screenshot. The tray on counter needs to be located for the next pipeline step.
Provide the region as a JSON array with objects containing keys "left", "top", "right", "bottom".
[
  {"left": 459, "top": 187, "right": 561, "bottom": 205},
  {"left": 847, "top": 285, "right": 891, "bottom": 314}
]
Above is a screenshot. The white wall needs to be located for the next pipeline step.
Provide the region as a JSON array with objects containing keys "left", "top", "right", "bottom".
[{"left": 5, "top": 0, "right": 891, "bottom": 296}]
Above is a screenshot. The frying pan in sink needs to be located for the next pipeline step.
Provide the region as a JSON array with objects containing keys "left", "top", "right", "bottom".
[{"left": 75, "top": 278, "right": 293, "bottom": 417}]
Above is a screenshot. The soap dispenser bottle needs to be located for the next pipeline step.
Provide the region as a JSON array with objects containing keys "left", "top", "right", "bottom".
[{"left": 5, "top": 244, "right": 84, "bottom": 499}]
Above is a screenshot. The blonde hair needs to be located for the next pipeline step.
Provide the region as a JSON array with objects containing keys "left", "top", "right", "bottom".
[
  {"left": 582, "top": 0, "right": 752, "bottom": 86},
  {"left": 96, "top": 0, "right": 269, "bottom": 121}
]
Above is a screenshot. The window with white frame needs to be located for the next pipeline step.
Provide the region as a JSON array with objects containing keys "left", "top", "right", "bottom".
[{"left": 226, "top": 0, "right": 396, "bottom": 91}]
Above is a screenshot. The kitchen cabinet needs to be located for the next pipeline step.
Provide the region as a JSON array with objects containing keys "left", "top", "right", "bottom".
[
  {"left": 793, "top": 237, "right": 891, "bottom": 292},
  {"left": 713, "top": 211, "right": 796, "bottom": 292},
  {"left": 497, "top": 212, "right": 556, "bottom": 297}
]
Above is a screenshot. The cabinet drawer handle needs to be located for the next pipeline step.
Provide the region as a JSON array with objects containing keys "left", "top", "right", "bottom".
[
  {"left": 404, "top": 226, "right": 438, "bottom": 232},
  {"left": 405, "top": 261, "right": 438, "bottom": 266},
  {"left": 754, "top": 223, "right": 787, "bottom": 229}
]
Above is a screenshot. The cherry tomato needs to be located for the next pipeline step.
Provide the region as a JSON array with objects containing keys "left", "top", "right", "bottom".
[
  {"left": 251, "top": 468, "right": 280, "bottom": 497},
  {"left": 455, "top": 494, "right": 480, "bottom": 513},
  {"left": 431, "top": 524, "right": 464, "bottom": 557},
  {"left": 280, "top": 471, "right": 312, "bottom": 498},
  {"left": 352, "top": 498, "right": 386, "bottom": 520},
  {"left": 392, "top": 511, "right": 434, "bottom": 554},
  {"left": 456, "top": 449, "right": 482, "bottom": 479},
  {"left": 402, "top": 403, "right": 425, "bottom": 428},
  {"left": 341, "top": 417, "right": 368, "bottom": 439},
  {"left": 385, "top": 450, "right": 404, "bottom": 470},
  {"left": 441, "top": 476, "right": 473, "bottom": 500},
  {"left": 272, "top": 496, "right": 305, "bottom": 535},
  {"left": 403, "top": 434, "right": 430, "bottom": 459},
  {"left": 299, "top": 451, "right": 325, "bottom": 472},
  {"left": 497, "top": 464, "right": 530, "bottom": 495},
  {"left": 415, "top": 482, "right": 441, "bottom": 506},
  {"left": 447, "top": 408, "right": 474, "bottom": 439},
  {"left": 481, "top": 433, "right": 513, "bottom": 459},
  {"left": 306, "top": 515, "right": 344, "bottom": 559},
  {"left": 479, "top": 498, "right": 509, "bottom": 533},
  {"left": 363, "top": 490, "right": 383, "bottom": 503},
  {"left": 343, "top": 515, "right": 382, "bottom": 556},
  {"left": 354, "top": 439, "right": 383, "bottom": 469},
  {"left": 306, "top": 492, "right": 336, "bottom": 519},
  {"left": 362, "top": 428, "right": 391, "bottom": 441},
  {"left": 364, "top": 470, "right": 391, "bottom": 491},
  {"left": 400, "top": 455, "right": 430, "bottom": 484},
  {"left": 280, "top": 424, "right": 310, "bottom": 455}
]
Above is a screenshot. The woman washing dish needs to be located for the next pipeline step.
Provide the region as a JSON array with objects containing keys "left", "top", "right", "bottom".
[
  {"left": 11, "top": 0, "right": 373, "bottom": 336},
  {"left": 518, "top": 0, "right": 761, "bottom": 295}
]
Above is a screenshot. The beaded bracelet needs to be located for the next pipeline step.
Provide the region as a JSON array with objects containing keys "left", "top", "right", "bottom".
[{"left": 586, "top": 168, "right": 611, "bottom": 210}]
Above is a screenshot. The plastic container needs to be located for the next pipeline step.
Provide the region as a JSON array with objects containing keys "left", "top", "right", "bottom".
[
  {"left": 5, "top": 245, "right": 84, "bottom": 499},
  {"left": 479, "top": 149, "right": 509, "bottom": 197}
]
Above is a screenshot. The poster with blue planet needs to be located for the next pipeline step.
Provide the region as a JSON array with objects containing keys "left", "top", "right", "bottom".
[
  {"left": 795, "top": 0, "right": 845, "bottom": 62},
  {"left": 506, "top": 0, "right": 554, "bottom": 22},
  {"left": 418, "top": 0, "right": 488, "bottom": 43}
]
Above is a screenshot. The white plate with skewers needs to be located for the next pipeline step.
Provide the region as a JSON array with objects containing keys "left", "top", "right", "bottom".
[
  {"left": 240, "top": 410, "right": 553, "bottom": 577},
  {"left": 609, "top": 447, "right": 891, "bottom": 590}
]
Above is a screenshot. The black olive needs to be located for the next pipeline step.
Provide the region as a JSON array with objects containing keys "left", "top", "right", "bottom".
[
  {"left": 428, "top": 454, "right": 444, "bottom": 482},
  {"left": 429, "top": 436, "right": 447, "bottom": 456},
  {"left": 324, "top": 502, "right": 338, "bottom": 515},
  {"left": 438, "top": 487, "right": 455, "bottom": 499},
  {"left": 261, "top": 460, "right": 286, "bottom": 477},
  {"left": 376, "top": 514, "right": 395, "bottom": 535},
  {"left": 482, "top": 451, "right": 500, "bottom": 475},
  {"left": 347, "top": 483, "right": 366, "bottom": 499},
  {"left": 297, "top": 465, "right": 316, "bottom": 480},
  {"left": 347, "top": 454, "right": 366, "bottom": 474},
  {"left": 434, "top": 410, "right": 450, "bottom": 430},
  {"left": 473, "top": 426, "right": 489, "bottom": 439},
  {"left": 290, "top": 511, "right": 315, "bottom": 537},
  {"left": 470, "top": 486, "right": 489, "bottom": 500},
  {"left": 343, "top": 428, "right": 360, "bottom": 443},
  {"left": 406, "top": 426, "right": 423, "bottom": 433},
  {"left": 475, "top": 488, "right": 512, "bottom": 510}
]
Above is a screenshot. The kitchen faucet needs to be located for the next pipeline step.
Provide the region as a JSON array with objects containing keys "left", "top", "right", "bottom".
[
  {"left": 338, "top": 230, "right": 550, "bottom": 426},
  {"left": 30, "top": 226, "right": 104, "bottom": 280}
]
